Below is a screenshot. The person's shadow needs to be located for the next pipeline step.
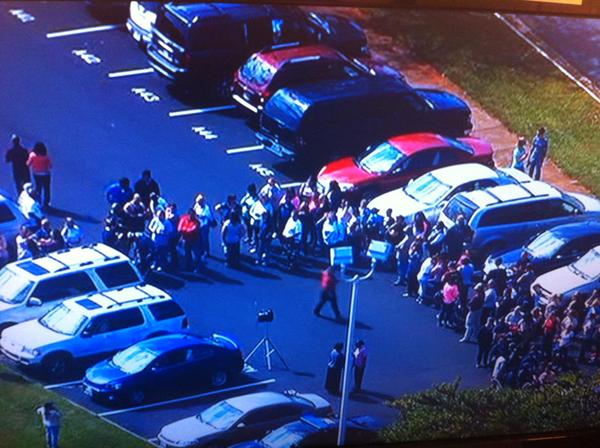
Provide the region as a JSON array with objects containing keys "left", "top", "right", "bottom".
[{"left": 45, "top": 206, "right": 101, "bottom": 224}]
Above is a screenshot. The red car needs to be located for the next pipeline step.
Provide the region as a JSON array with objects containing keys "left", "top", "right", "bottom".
[
  {"left": 317, "top": 133, "right": 494, "bottom": 199},
  {"left": 232, "top": 44, "right": 406, "bottom": 114}
]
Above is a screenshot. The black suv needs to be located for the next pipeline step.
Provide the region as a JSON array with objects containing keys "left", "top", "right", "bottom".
[
  {"left": 146, "top": 3, "right": 367, "bottom": 88},
  {"left": 256, "top": 76, "right": 473, "bottom": 162}
]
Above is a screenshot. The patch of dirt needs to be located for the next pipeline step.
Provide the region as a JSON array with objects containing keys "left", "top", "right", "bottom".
[{"left": 312, "top": 7, "right": 590, "bottom": 194}]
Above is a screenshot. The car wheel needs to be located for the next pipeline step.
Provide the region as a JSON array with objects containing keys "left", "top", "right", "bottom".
[
  {"left": 129, "top": 388, "right": 145, "bottom": 406},
  {"left": 42, "top": 353, "right": 71, "bottom": 379},
  {"left": 210, "top": 370, "right": 228, "bottom": 388}
]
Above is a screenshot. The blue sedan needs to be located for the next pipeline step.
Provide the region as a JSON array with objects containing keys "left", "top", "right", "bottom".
[
  {"left": 484, "top": 221, "right": 600, "bottom": 276},
  {"left": 83, "top": 333, "right": 244, "bottom": 406}
]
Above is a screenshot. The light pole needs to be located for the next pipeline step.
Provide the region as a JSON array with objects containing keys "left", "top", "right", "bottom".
[{"left": 330, "top": 241, "right": 391, "bottom": 446}]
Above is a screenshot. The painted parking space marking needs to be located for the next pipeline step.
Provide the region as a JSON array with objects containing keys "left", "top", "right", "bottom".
[
  {"left": 226, "top": 144, "right": 263, "bottom": 155},
  {"left": 9, "top": 9, "right": 35, "bottom": 22},
  {"left": 108, "top": 67, "right": 155, "bottom": 79},
  {"left": 47, "top": 24, "right": 122, "bottom": 39},
  {"left": 98, "top": 378, "right": 276, "bottom": 417},
  {"left": 192, "top": 126, "right": 218, "bottom": 140},
  {"left": 44, "top": 379, "right": 83, "bottom": 390},
  {"left": 72, "top": 49, "right": 101, "bottom": 65},
  {"left": 131, "top": 87, "right": 160, "bottom": 103},
  {"left": 169, "top": 105, "right": 236, "bottom": 117},
  {"left": 249, "top": 163, "right": 275, "bottom": 178}
]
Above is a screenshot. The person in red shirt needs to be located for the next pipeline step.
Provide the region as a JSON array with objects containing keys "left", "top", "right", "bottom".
[
  {"left": 314, "top": 267, "right": 342, "bottom": 321},
  {"left": 178, "top": 208, "right": 201, "bottom": 271},
  {"left": 27, "top": 142, "right": 53, "bottom": 207}
]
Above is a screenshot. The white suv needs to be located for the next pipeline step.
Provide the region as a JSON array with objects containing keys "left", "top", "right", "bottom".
[
  {"left": 0, "top": 284, "right": 188, "bottom": 378},
  {"left": 0, "top": 243, "right": 143, "bottom": 333}
]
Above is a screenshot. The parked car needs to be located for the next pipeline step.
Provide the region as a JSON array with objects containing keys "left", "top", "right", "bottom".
[
  {"left": 157, "top": 391, "right": 332, "bottom": 448},
  {"left": 0, "top": 191, "right": 27, "bottom": 257},
  {"left": 146, "top": 3, "right": 367, "bottom": 88},
  {"left": 231, "top": 414, "right": 380, "bottom": 448},
  {"left": 0, "top": 284, "right": 187, "bottom": 378},
  {"left": 303, "top": 11, "right": 368, "bottom": 58},
  {"left": 127, "top": 1, "right": 161, "bottom": 45},
  {"left": 316, "top": 134, "right": 493, "bottom": 201},
  {"left": 0, "top": 243, "right": 143, "bottom": 334},
  {"left": 232, "top": 44, "right": 405, "bottom": 114},
  {"left": 367, "top": 164, "right": 531, "bottom": 223},
  {"left": 483, "top": 221, "right": 600, "bottom": 276},
  {"left": 438, "top": 182, "right": 600, "bottom": 264},
  {"left": 531, "top": 245, "right": 600, "bottom": 305},
  {"left": 83, "top": 332, "right": 243, "bottom": 405},
  {"left": 256, "top": 77, "right": 472, "bottom": 162}
]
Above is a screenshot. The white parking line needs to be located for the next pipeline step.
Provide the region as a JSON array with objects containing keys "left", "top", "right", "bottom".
[
  {"left": 169, "top": 105, "right": 236, "bottom": 117},
  {"left": 108, "top": 67, "right": 155, "bottom": 79},
  {"left": 44, "top": 379, "right": 82, "bottom": 390},
  {"left": 46, "top": 24, "right": 122, "bottom": 39},
  {"left": 97, "top": 378, "right": 276, "bottom": 417},
  {"left": 226, "top": 144, "right": 264, "bottom": 155}
]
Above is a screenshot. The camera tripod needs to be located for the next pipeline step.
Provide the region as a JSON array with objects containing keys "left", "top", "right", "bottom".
[{"left": 245, "top": 323, "right": 289, "bottom": 371}]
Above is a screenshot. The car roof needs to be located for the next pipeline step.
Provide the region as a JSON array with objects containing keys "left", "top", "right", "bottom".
[
  {"left": 226, "top": 392, "right": 295, "bottom": 412},
  {"left": 165, "top": 3, "right": 301, "bottom": 25},
  {"left": 9, "top": 243, "right": 130, "bottom": 278},
  {"left": 257, "top": 45, "right": 343, "bottom": 71},
  {"left": 134, "top": 333, "right": 206, "bottom": 354},
  {"left": 460, "top": 181, "right": 561, "bottom": 209},
  {"left": 546, "top": 220, "right": 600, "bottom": 240},
  {"left": 429, "top": 163, "right": 498, "bottom": 186},
  {"left": 387, "top": 133, "right": 465, "bottom": 156},
  {"left": 64, "top": 284, "right": 171, "bottom": 316}
]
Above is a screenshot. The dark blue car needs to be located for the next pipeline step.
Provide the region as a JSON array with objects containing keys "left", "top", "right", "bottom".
[
  {"left": 483, "top": 220, "right": 600, "bottom": 276},
  {"left": 231, "top": 414, "right": 380, "bottom": 448},
  {"left": 83, "top": 333, "right": 244, "bottom": 406}
]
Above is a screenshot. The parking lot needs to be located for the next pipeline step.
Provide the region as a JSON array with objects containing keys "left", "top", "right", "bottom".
[{"left": 0, "top": 1, "right": 498, "bottom": 444}]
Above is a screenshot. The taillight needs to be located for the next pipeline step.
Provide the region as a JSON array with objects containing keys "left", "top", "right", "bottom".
[{"left": 182, "top": 318, "right": 189, "bottom": 329}]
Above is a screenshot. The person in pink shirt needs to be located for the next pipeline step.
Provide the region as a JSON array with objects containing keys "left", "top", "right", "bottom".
[
  {"left": 27, "top": 142, "right": 53, "bottom": 207},
  {"left": 438, "top": 276, "right": 460, "bottom": 328}
]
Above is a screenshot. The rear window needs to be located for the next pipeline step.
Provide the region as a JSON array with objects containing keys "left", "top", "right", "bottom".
[
  {"left": 155, "top": 10, "right": 186, "bottom": 46},
  {"left": 241, "top": 55, "right": 276, "bottom": 85},
  {"left": 444, "top": 196, "right": 477, "bottom": 224},
  {"left": 148, "top": 301, "right": 185, "bottom": 321},
  {"left": 264, "top": 89, "right": 308, "bottom": 132},
  {"left": 0, "top": 204, "right": 16, "bottom": 224},
  {"left": 95, "top": 262, "right": 141, "bottom": 289}
]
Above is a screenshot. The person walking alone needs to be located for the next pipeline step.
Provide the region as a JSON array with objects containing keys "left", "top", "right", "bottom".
[
  {"left": 352, "top": 340, "right": 368, "bottom": 393},
  {"left": 324, "top": 342, "right": 344, "bottom": 395},
  {"left": 5, "top": 134, "right": 30, "bottom": 194},
  {"left": 314, "top": 267, "right": 342, "bottom": 321},
  {"left": 528, "top": 127, "right": 549, "bottom": 180},
  {"left": 27, "top": 142, "right": 53, "bottom": 208},
  {"left": 36, "top": 402, "right": 62, "bottom": 448}
]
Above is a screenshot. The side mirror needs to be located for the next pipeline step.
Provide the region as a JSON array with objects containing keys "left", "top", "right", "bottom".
[
  {"left": 237, "top": 422, "right": 246, "bottom": 429},
  {"left": 81, "top": 330, "right": 92, "bottom": 338},
  {"left": 27, "top": 298, "right": 42, "bottom": 307}
]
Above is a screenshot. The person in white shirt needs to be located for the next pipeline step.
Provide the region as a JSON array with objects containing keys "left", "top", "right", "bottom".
[
  {"left": 193, "top": 193, "right": 216, "bottom": 261},
  {"left": 15, "top": 225, "right": 33, "bottom": 260},
  {"left": 60, "top": 217, "right": 83, "bottom": 248},
  {"left": 322, "top": 212, "right": 345, "bottom": 248},
  {"left": 282, "top": 210, "right": 303, "bottom": 266},
  {"left": 18, "top": 182, "right": 43, "bottom": 221},
  {"left": 259, "top": 177, "right": 283, "bottom": 210},
  {"left": 148, "top": 209, "right": 172, "bottom": 270}
]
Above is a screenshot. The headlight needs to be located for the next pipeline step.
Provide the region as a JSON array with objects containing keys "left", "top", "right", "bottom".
[{"left": 22, "top": 347, "right": 40, "bottom": 357}]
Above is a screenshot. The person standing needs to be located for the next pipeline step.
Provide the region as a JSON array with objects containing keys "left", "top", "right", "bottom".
[
  {"left": 460, "top": 283, "right": 484, "bottom": 343},
  {"left": 178, "top": 208, "right": 201, "bottom": 271},
  {"left": 476, "top": 317, "right": 494, "bottom": 368},
  {"left": 221, "top": 211, "right": 246, "bottom": 267},
  {"left": 106, "top": 177, "right": 133, "bottom": 206},
  {"left": 405, "top": 237, "right": 423, "bottom": 298},
  {"left": 528, "top": 127, "right": 549, "bottom": 180},
  {"left": 27, "top": 142, "right": 52, "bottom": 208},
  {"left": 16, "top": 225, "right": 33, "bottom": 260},
  {"left": 60, "top": 217, "right": 83, "bottom": 248},
  {"left": 314, "top": 267, "right": 342, "bottom": 320},
  {"left": 443, "top": 215, "right": 473, "bottom": 261},
  {"left": 511, "top": 137, "right": 528, "bottom": 172},
  {"left": 18, "top": 182, "right": 43, "bottom": 222},
  {"left": 325, "top": 342, "right": 344, "bottom": 395},
  {"left": 148, "top": 209, "right": 172, "bottom": 271},
  {"left": 0, "top": 235, "right": 9, "bottom": 268},
  {"left": 5, "top": 134, "right": 30, "bottom": 194},
  {"left": 134, "top": 170, "right": 161, "bottom": 205},
  {"left": 36, "top": 402, "right": 62, "bottom": 448},
  {"left": 193, "top": 193, "right": 216, "bottom": 262},
  {"left": 352, "top": 340, "right": 368, "bottom": 393}
]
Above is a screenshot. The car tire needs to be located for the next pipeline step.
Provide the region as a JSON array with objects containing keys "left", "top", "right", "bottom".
[
  {"left": 210, "top": 370, "right": 228, "bottom": 388},
  {"left": 41, "top": 352, "right": 72, "bottom": 379},
  {"left": 129, "top": 388, "right": 145, "bottom": 406}
]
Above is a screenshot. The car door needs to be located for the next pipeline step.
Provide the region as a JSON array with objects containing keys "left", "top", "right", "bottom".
[
  {"left": 147, "top": 348, "right": 190, "bottom": 392},
  {"left": 185, "top": 345, "right": 217, "bottom": 387},
  {"left": 551, "top": 235, "right": 599, "bottom": 272},
  {"left": 473, "top": 204, "right": 532, "bottom": 253},
  {"left": 232, "top": 406, "right": 283, "bottom": 443},
  {"left": 387, "top": 151, "right": 436, "bottom": 191},
  {"left": 433, "top": 147, "right": 465, "bottom": 170},
  {"left": 79, "top": 308, "right": 146, "bottom": 359},
  {"left": 25, "top": 272, "right": 97, "bottom": 321}
]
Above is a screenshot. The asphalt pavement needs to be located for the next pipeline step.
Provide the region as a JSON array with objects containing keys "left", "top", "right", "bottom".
[{"left": 0, "top": 1, "right": 491, "bottom": 443}]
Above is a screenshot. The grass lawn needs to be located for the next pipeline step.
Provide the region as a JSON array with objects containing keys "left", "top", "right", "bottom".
[
  {"left": 362, "top": 10, "right": 600, "bottom": 196},
  {"left": 0, "top": 364, "right": 150, "bottom": 448}
]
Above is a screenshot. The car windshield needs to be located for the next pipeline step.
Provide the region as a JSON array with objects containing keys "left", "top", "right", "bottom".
[
  {"left": 262, "top": 426, "right": 307, "bottom": 448},
  {"left": 404, "top": 173, "right": 452, "bottom": 206},
  {"left": 39, "top": 304, "right": 87, "bottom": 336},
  {"left": 0, "top": 268, "right": 34, "bottom": 304},
  {"left": 198, "top": 401, "right": 244, "bottom": 430},
  {"left": 112, "top": 345, "right": 158, "bottom": 375},
  {"left": 526, "top": 231, "right": 565, "bottom": 259},
  {"left": 241, "top": 55, "right": 276, "bottom": 86},
  {"left": 570, "top": 248, "right": 600, "bottom": 280},
  {"left": 443, "top": 196, "right": 477, "bottom": 224},
  {"left": 358, "top": 142, "right": 406, "bottom": 174}
]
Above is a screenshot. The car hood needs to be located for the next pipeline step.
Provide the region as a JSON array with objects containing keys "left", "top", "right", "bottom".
[
  {"left": 85, "top": 359, "right": 131, "bottom": 386},
  {"left": 458, "top": 137, "right": 494, "bottom": 160},
  {"left": 569, "top": 192, "right": 600, "bottom": 212},
  {"left": 0, "top": 300, "right": 20, "bottom": 313},
  {"left": 318, "top": 157, "right": 376, "bottom": 188},
  {"left": 534, "top": 265, "right": 590, "bottom": 297},
  {"left": 159, "top": 416, "right": 221, "bottom": 446},
  {"left": 416, "top": 89, "right": 469, "bottom": 113},
  {"left": 1, "top": 319, "right": 70, "bottom": 349},
  {"left": 368, "top": 189, "right": 423, "bottom": 220}
]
